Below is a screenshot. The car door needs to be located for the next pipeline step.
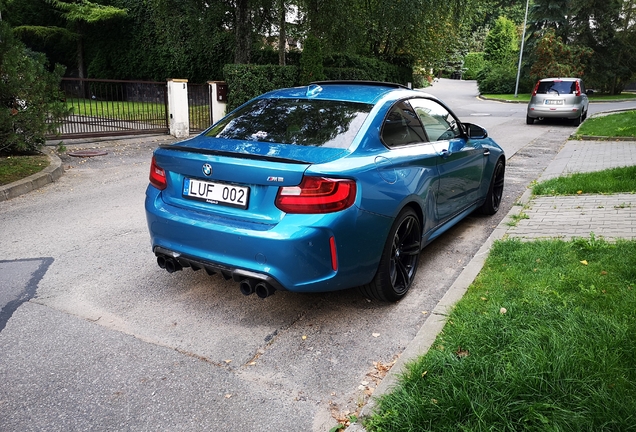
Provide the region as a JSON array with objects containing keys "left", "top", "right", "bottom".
[{"left": 408, "top": 98, "right": 485, "bottom": 221}]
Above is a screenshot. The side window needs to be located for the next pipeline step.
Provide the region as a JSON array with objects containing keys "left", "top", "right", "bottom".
[
  {"left": 381, "top": 101, "right": 426, "bottom": 147},
  {"left": 409, "top": 98, "right": 461, "bottom": 141}
]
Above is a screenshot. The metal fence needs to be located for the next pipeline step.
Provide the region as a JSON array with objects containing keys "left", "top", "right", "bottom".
[
  {"left": 49, "top": 78, "right": 169, "bottom": 139},
  {"left": 188, "top": 83, "right": 213, "bottom": 133}
]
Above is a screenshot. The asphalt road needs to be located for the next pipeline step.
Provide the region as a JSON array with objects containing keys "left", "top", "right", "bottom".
[{"left": 1, "top": 80, "right": 635, "bottom": 431}]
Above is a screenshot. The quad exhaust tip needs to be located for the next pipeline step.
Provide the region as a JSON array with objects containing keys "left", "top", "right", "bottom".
[
  {"left": 157, "top": 256, "right": 182, "bottom": 273},
  {"left": 156, "top": 253, "right": 276, "bottom": 298},
  {"left": 240, "top": 278, "right": 275, "bottom": 298}
]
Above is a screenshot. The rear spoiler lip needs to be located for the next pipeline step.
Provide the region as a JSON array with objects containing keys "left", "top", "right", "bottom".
[{"left": 158, "top": 144, "right": 311, "bottom": 165}]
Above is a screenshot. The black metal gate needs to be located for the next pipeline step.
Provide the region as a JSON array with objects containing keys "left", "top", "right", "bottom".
[
  {"left": 188, "top": 83, "right": 213, "bottom": 133},
  {"left": 49, "top": 78, "right": 169, "bottom": 139}
]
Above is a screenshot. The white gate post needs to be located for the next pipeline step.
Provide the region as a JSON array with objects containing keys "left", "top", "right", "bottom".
[
  {"left": 208, "top": 81, "right": 228, "bottom": 125},
  {"left": 167, "top": 79, "right": 189, "bottom": 138}
]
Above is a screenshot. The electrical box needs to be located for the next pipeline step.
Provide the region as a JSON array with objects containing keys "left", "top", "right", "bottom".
[{"left": 217, "top": 84, "right": 228, "bottom": 102}]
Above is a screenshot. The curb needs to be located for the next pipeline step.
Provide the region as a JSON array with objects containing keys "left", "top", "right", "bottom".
[
  {"left": 346, "top": 189, "right": 533, "bottom": 432},
  {"left": 0, "top": 148, "right": 64, "bottom": 203}
]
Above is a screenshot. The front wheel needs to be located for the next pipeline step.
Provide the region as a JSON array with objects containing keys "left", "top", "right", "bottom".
[
  {"left": 478, "top": 158, "right": 505, "bottom": 215},
  {"left": 359, "top": 208, "right": 421, "bottom": 302}
]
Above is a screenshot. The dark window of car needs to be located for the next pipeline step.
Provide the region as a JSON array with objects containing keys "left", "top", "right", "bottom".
[
  {"left": 408, "top": 98, "right": 462, "bottom": 141},
  {"left": 536, "top": 80, "right": 578, "bottom": 95},
  {"left": 205, "top": 98, "right": 373, "bottom": 148},
  {"left": 381, "top": 101, "right": 427, "bottom": 147}
]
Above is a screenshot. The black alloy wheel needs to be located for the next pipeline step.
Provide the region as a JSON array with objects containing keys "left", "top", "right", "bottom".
[
  {"left": 478, "top": 158, "right": 505, "bottom": 215},
  {"left": 360, "top": 208, "right": 422, "bottom": 302}
]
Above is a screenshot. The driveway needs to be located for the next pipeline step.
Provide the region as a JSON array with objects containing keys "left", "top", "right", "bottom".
[{"left": 2, "top": 80, "right": 633, "bottom": 431}]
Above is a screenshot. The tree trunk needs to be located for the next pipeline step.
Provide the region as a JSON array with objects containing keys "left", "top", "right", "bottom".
[{"left": 235, "top": 0, "right": 251, "bottom": 64}]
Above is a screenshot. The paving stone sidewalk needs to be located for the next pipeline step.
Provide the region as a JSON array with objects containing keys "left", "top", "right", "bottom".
[{"left": 507, "top": 140, "right": 636, "bottom": 241}]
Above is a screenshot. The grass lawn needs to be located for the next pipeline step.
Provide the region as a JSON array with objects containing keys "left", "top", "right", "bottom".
[
  {"left": 574, "top": 110, "right": 636, "bottom": 139},
  {"left": 533, "top": 165, "right": 636, "bottom": 196},
  {"left": 365, "top": 238, "right": 636, "bottom": 431},
  {"left": 482, "top": 92, "right": 636, "bottom": 102},
  {"left": 364, "top": 158, "right": 636, "bottom": 431},
  {"left": 0, "top": 154, "right": 49, "bottom": 186}
]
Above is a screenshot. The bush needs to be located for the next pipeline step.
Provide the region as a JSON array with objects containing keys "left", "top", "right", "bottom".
[
  {"left": 324, "top": 53, "right": 413, "bottom": 85},
  {"left": 223, "top": 64, "right": 298, "bottom": 111},
  {"left": 476, "top": 61, "right": 519, "bottom": 94},
  {"left": 299, "top": 35, "right": 325, "bottom": 85},
  {"left": 323, "top": 67, "right": 372, "bottom": 81},
  {"left": 0, "top": 22, "right": 68, "bottom": 155},
  {"left": 463, "top": 52, "right": 485, "bottom": 80}
]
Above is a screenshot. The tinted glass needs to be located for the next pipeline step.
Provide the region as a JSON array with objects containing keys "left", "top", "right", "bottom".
[
  {"left": 409, "top": 98, "right": 461, "bottom": 141},
  {"left": 206, "top": 98, "right": 373, "bottom": 149},
  {"left": 381, "top": 101, "right": 426, "bottom": 147},
  {"left": 537, "top": 81, "right": 577, "bottom": 95}
]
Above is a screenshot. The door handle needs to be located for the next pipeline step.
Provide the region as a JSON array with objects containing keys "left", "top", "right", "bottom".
[{"left": 483, "top": 149, "right": 490, "bottom": 157}]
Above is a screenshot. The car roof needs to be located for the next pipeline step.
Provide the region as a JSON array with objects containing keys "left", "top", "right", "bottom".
[{"left": 257, "top": 81, "right": 419, "bottom": 105}]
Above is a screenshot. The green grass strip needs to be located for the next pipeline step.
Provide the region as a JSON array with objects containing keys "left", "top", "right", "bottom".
[
  {"left": 575, "top": 110, "right": 636, "bottom": 139},
  {"left": 365, "top": 238, "right": 636, "bottom": 431},
  {"left": 533, "top": 166, "right": 636, "bottom": 196},
  {"left": 0, "top": 155, "right": 49, "bottom": 186}
]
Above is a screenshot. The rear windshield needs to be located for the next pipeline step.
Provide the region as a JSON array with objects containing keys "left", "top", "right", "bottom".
[
  {"left": 537, "top": 81, "right": 577, "bottom": 95},
  {"left": 205, "top": 98, "right": 373, "bottom": 148}
]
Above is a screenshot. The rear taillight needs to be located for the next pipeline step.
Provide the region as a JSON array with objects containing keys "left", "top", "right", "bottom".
[
  {"left": 149, "top": 156, "right": 167, "bottom": 190},
  {"left": 575, "top": 81, "right": 582, "bottom": 96},
  {"left": 275, "top": 176, "right": 356, "bottom": 214},
  {"left": 532, "top": 81, "right": 540, "bottom": 96}
]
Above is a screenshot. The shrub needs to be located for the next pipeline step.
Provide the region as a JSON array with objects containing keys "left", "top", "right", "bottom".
[
  {"left": 476, "top": 62, "right": 518, "bottom": 94},
  {"left": 463, "top": 52, "right": 486, "bottom": 80},
  {"left": 299, "top": 35, "right": 325, "bottom": 85},
  {"left": 0, "top": 22, "right": 68, "bottom": 155},
  {"left": 223, "top": 64, "right": 298, "bottom": 111}
]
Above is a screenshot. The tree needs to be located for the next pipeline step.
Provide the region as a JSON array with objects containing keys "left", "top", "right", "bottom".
[
  {"left": 11, "top": 0, "right": 127, "bottom": 80},
  {"left": 298, "top": 34, "right": 324, "bottom": 85},
  {"left": 527, "top": 0, "right": 636, "bottom": 94},
  {"left": 530, "top": 29, "right": 592, "bottom": 79},
  {"left": 484, "top": 16, "right": 518, "bottom": 64},
  {"left": 0, "top": 21, "right": 68, "bottom": 154}
]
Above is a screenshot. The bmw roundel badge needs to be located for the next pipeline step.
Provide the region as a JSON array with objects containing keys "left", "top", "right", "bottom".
[{"left": 202, "top": 163, "right": 213, "bottom": 176}]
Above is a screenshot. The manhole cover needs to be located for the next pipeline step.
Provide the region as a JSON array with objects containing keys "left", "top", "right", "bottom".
[{"left": 67, "top": 150, "right": 108, "bottom": 157}]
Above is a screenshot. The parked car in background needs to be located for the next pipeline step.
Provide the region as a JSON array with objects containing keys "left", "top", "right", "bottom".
[
  {"left": 145, "top": 81, "right": 506, "bottom": 302},
  {"left": 527, "top": 78, "right": 589, "bottom": 125}
]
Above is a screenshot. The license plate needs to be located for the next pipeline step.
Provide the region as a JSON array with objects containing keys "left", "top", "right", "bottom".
[
  {"left": 545, "top": 100, "right": 564, "bottom": 105},
  {"left": 183, "top": 178, "right": 249, "bottom": 209}
]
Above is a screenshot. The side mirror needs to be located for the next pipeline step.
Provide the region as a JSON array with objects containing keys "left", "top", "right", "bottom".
[{"left": 464, "top": 123, "right": 488, "bottom": 139}]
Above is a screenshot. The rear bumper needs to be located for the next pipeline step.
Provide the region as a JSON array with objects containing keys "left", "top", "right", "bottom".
[
  {"left": 145, "top": 186, "right": 389, "bottom": 293},
  {"left": 527, "top": 104, "right": 584, "bottom": 119}
]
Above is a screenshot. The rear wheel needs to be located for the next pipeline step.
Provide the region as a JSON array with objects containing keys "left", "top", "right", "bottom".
[
  {"left": 573, "top": 111, "right": 584, "bottom": 126},
  {"left": 478, "top": 158, "right": 505, "bottom": 215},
  {"left": 359, "top": 208, "right": 421, "bottom": 302},
  {"left": 526, "top": 115, "right": 534, "bottom": 125}
]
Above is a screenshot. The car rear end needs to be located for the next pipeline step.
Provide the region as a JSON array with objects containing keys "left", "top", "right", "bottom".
[
  {"left": 144, "top": 85, "right": 396, "bottom": 296},
  {"left": 527, "top": 78, "right": 588, "bottom": 122}
]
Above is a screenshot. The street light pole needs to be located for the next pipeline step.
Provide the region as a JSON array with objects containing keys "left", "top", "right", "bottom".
[{"left": 515, "top": 0, "right": 530, "bottom": 97}]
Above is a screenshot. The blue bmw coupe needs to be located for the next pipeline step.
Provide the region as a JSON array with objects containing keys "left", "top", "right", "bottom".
[{"left": 145, "top": 81, "right": 505, "bottom": 301}]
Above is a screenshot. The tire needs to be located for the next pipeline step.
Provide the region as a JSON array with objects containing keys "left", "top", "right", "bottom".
[
  {"left": 573, "top": 111, "right": 584, "bottom": 126},
  {"left": 478, "top": 158, "right": 505, "bottom": 215},
  {"left": 359, "top": 208, "right": 421, "bottom": 302},
  {"left": 526, "top": 115, "right": 534, "bottom": 125}
]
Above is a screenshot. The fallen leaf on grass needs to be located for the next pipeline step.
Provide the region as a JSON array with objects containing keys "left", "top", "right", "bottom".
[{"left": 580, "top": 260, "right": 588, "bottom": 265}]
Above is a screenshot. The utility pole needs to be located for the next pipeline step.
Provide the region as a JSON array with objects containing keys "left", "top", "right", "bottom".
[{"left": 515, "top": 0, "right": 530, "bottom": 97}]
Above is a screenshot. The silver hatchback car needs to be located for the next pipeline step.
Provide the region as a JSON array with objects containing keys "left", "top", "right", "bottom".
[{"left": 526, "top": 78, "right": 589, "bottom": 125}]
